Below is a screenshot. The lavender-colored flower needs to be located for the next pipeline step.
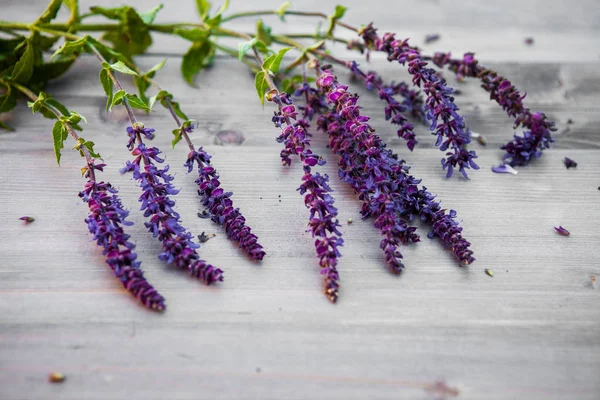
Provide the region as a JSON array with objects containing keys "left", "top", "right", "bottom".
[
  {"left": 121, "top": 125, "right": 223, "bottom": 284},
  {"left": 425, "top": 34, "right": 441, "bottom": 44},
  {"left": 563, "top": 157, "right": 577, "bottom": 169},
  {"left": 78, "top": 162, "right": 165, "bottom": 311},
  {"left": 268, "top": 88, "right": 343, "bottom": 302},
  {"left": 184, "top": 147, "right": 266, "bottom": 260},
  {"left": 554, "top": 226, "right": 570, "bottom": 236},
  {"left": 491, "top": 164, "right": 519, "bottom": 175},
  {"left": 432, "top": 52, "right": 556, "bottom": 166},
  {"left": 348, "top": 61, "right": 418, "bottom": 151},
  {"left": 359, "top": 24, "right": 479, "bottom": 179},
  {"left": 315, "top": 67, "right": 474, "bottom": 266}
]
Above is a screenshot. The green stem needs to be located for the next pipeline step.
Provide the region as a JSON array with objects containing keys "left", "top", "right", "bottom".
[
  {"left": 221, "top": 9, "right": 359, "bottom": 32},
  {"left": 5, "top": 79, "right": 97, "bottom": 180}
]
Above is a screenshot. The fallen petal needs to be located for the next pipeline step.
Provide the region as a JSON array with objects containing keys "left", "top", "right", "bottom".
[
  {"left": 491, "top": 164, "right": 518, "bottom": 175},
  {"left": 554, "top": 226, "right": 570, "bottom": 236}
]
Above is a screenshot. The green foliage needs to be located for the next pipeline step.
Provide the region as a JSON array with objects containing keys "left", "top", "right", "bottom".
[
  {"left": 153, "top": 90, "right": 188, "bottom": 120},
  {"left": 261, "top": 47, "right": 292, "bottom": 75},
  {"left": 237, "top": 38, "right": 270, "bottom": 60},
  {"left": 99, "top": 68, "right": 113, "bottom": 112},
  {"left": 254, "top": 71, "right": 269, "bottom": 106},
  {"left": 181, "top": 40, "right": 215, "bottom": 86},
  {"left": 73, "top": 137, "right": 102, "bottom": 159},
  {"left": 256, "top": 20, "right": 273, "bottom": 45},
  {"left": 10, "top": 39, "right": 34, "bottom": 84},
  {"left": 52, "top": 120, "right": 68, "bottom": 165},
  {"left": 110, "top": 90, "right": 152, "bottom": 111},
  {"left": 171, "top": 119, "right": 196, "bottom": 148},
  {"left": 108, "top": 61, "right": 138, "bottom": 75},
  {"left": 326, "top": 5, "right": 348, "bottom": 37},
  {"left": 135, "top": 59, "right": 166, "bottom": 106},
  {"left": 275, "top": 1, "right": 292, "bottom": 21},
  {"left": 34, "top": 0, "right": 63, "bottom": 25},
  {"left": 174, "top": 28, "right": 210, "bottom": 42},
  {"left": 254, "top": 47, "right": 292, "bottom": 105},
  {"left": 139, "top": 4, "right": 164, "bottom": 24},
  {"left": 89, "top": 6, "right": 154, "bottom": 58}
]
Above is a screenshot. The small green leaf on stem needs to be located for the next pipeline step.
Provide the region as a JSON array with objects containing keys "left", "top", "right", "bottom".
[
  {"left": 34, "top": 0, "right": 63, "bottom": 25},
  {"left": 109, "top": 61, "right": 139, "bottom": 75},
  {"left": 99, "top": 68, "right": 113, "bottom": 112},
  {"left": 74, "top": 137, "right": 102, "bottom": 159},
  {"left": 195, "top": 0, "right": 212, "bottom": 21},
  {"left": 52, "top": 120, "right": 68, "bottom": 165},
  {"left": 326, "top": 5, "right": 348, "bottom": 37},
  {"left": 174, "top": 27, "right": 210, "bottom": 42},
  {"left": 125, "top": 93, "right": 152, "bottom": 111},
  {"left": 146, "top": 59, "right": 167, "bottom": 75},
  {"left": 139, "top": 3, "right": 164, "bottom": 24},
  {"left": 275, "top": 1, "right": 292, "bottom": 21},
  {"left": 256, "top": 20, "right": 273, "bottom": 45},
  {"left": 63, "top": 0, "right": 79, "bottom": 24},
  {"left": 254, "top": 71, "right": 269, "bottom": 106},
  {"left": 0, "top": 85, "right": 18, "bottom": 114},
  {"left": 11, "top": 39, "right": 35, "bottom": 84},
  {"left": 51, "top": 36, "right": 88, "bottom": 60},
  {"left": 262, "top": 47, "right": 292, "bottom": 74}
]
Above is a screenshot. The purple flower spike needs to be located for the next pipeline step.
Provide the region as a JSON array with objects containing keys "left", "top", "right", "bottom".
[
  {"left": 315, "top": 66, "right": 474, "bottom": 266},
  {"left": 348, "top": 61, "right": 418, "bottom": 151},
  {"left": 184, "top": 147, "right": 265, "bottom": 260},
  {"left": 79, "top": 163, "right": 165, "bottom": 311},
  {"left": 359, "top": 24, "right": 478, "bottom": 178},
  {"left": 432, "top": 52, "right": 556, "bottom": 166},
  {"left": 554, "top": 226, "right": 570, "bottom": 236},
  {"left": 269, "top": 89, "right": 343, "bottom": 302},
  {"left": 122, "top": 125, "right": 223, "bottom": 285},
  {"left": 563, "top": 157, "right": 577, "bottom": 169}
]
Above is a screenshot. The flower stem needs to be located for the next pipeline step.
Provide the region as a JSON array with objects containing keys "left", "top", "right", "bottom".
[{"left": 6, "top": 80, "right": 96, "bottom": 181}]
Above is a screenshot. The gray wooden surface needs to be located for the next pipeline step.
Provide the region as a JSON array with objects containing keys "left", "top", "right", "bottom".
[{"left": 1, "top": 1, "right": 600, "bottom": 399}]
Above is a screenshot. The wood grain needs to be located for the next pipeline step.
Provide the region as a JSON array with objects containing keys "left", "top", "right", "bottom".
[{"left": 1, "top": 1, "right": 600, "bottom": 399}]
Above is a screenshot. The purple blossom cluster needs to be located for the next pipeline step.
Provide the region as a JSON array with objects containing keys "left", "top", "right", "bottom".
[
  {"left": 314, "top": 67, "right": 475, "bottom": 267},
  {"left": 432, "top": 52, "right": 556, "bottom": 166},
  {"left": 121, "top": 125, "right": 223, "bottom": 284},
  {"left": 79, "top": 162, "right": 165, "bottom": 311},
  {"left": 184, "top": 147, "right": 265, "bottom": 260},
  {"left": 269, "top": 88, "right": 343, "bottom": 302},
  {"left": 360, "top": 24, "right": 479, "bottom": 179},
  {"left": 348, "top": 61, "right": 418, "bottom": 151}
]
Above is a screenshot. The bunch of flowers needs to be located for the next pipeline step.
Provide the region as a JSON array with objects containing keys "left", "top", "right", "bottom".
[{"left": 0, "top": 0, "right": 558, "bottom": 309}]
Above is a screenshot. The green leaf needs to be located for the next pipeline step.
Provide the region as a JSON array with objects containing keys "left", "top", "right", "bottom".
[
  {"left": 27, "top": 92, "right": 48, "bottom": 114},
  {"left": 11, "top": 39, "right": 35, "bottom": 84},
  {"left": 0, "top": 120, "right": 14, "bottom": 131},
  {"left": 205, "top": 0, "right": 229, "bottom": 26},
  {"left": 99, "top": 68, "right": 113, "bottom": 112},
  {"left": 327, "top": 5, "right": 348, "bottom": 37},
  {"left": 32, "top": 56, "right": 77, "bottom": 84},
  {"left": 52, "top": 120, "right": 68, "bottom": 165},
  {"left": 213, "top": 0, "right": 229, "bottom": 18},
  {"left": 63, "top": 0, "right": 79, "bottom": 24},
  {"left": 125, "top": 93, "right": 151, "bottom": 111},
  {"left": 173, "top": 27, "right": 210, "bottom": 42},
  {"left": 238, "top": 38, "right": 271, "bottom": 60},
  {"left": 181, "top": 41, "right": 215, "bottom": 86},
  {"left": 111, "top": 89, "right": 126, "bottom": 109},
  {"left": 154, "top": 90, "right": 189, "bottom": 120},
  {"left": 86, "top": 37, "right": 130, "bottom": 65},
  {"left": 146, "top": 59, "right": 166, "bottom": 75},
  {"left": 0, "top": 37, "right": 26, "bottom": 54},
  {"left": 172, "top": 128, "right": 183, "bottom": 148},
  {"left": 45, "top": 98, "right": 70, "bottom": 117},
  {"left": 51, "top": 36, "right": 88, "bottom": 60},
  {"left": 109, "top": 61, "right": 138, "bottom": 75},
  {"left": 80, "top": 139, "right": 102, "bottom": 159},
  {"left": 254, "top": 71, "right": 269, "bottom": 106},
  {"left": 34, "top": 0, "right": 63, "bottom": 25},
  {"left": 262, "top": 47, "right": 292, "bottom": 74},
  {"left": 0, "top": 85, "right": 18, "bottom": 114},
  {"left": 256, "top": 20, "right": 273, "bottom": 45},
  {"left": 195, "top": 0, "right": 212, "bottom": 21},
  {"left": 88, "top": 6, "right": 128, "bottom": 20},
  {"left": 275, "top": 1, "right": 292, "bottom": 21},
  {"left": 139, "top": 4, "right": 164, "bottom": 24}
]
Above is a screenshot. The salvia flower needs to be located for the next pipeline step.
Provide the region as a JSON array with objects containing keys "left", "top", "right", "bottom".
[
  {"left": 121, "top": 125, "right": 223, "bottom": 284},
  {"left": 184, "top": 146, "right": 265, "bottom": 260},
  {"left": 315, "top": 67, "right": 474, "bottom": 266},
  {"left": 268, "top": 89, "right": 343, "bottom": 302},
  {"left": 359, "top": 24, "right": 479, "bottom": 178},
  {"left": 432, "top": 52, "right": 556, "bottom": 166},
  {"left": 563, "top": 157, "right": 577, "bottom": 169},
  {"left": 78, "top": 162, "right": 165, "bottom": 311},
  {"left": 348, "top": 61, "right": 418, "bottom": 151},
  {"left": 554, "top": 226, "right": 570, "bottom": 237}
]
